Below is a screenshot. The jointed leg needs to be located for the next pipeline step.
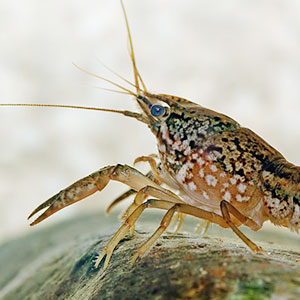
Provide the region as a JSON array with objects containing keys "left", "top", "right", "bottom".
[
  {"left": 106, "top": 170, "right": 162, "bottom": 215},
  {"left": 95, "top": 199, "right": 175, "bottom": 270},
  {"left": 121, "top": 185, "right": 183, "bottom": 220},
  {"left": 134, "top": 155, "right": 162, "bottom": 183},
  {"left": 28, "top": 164, "right": 162, "bottom": 225},
  {"left": 120, "top": 185, "right": 183, "bottom": 236},
  {"left": 220, "top": 200, "right": 263, "bottom": 253},
  {"left": 131, "top": 202, "right": 228, "bottom": 263},
  {"left": 195, "top": 220, "right": 210, "bottom": 235},
  {"left": 106, "top": 189, "right": 136, "bottom": 215},
  {"left": 131, "top": 204, "right": 178, "bottom": 264},
  {"left": 130, "top": 200, "right": 263, "bottom": 264},
  {"left": 169, "top": 213, "right": 185, "bottom": 233},
  {"left": 106, "top": 155, "right": 187, "bottom": 230},
  {"left": 96, "top": 200, "right": 228, "bottom": 269},
  {"left": 96, "top": 199, "right": 264, "bottom": 270}
]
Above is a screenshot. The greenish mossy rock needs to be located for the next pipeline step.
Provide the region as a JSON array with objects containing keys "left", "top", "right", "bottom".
[{"left": 0, "top": 212, "right": 300, "bottom": 300}]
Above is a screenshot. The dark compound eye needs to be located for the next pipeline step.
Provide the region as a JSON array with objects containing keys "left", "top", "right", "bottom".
[{"left": 150, "top": 104, "right": 166, "bottom": 117}]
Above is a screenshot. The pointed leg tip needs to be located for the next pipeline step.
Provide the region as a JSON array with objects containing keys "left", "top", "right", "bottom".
[
  {"left": 94, "top": 251, "right": 106, "bottom": 269},
  {"left": 130, "top": 256, "right": 137, "bottom": 265},
  {"left": 257, "top": 247, "right": 267, "bottom": 256},
  {"left": 251, "top": 245, "right": 267, "bottom": 256},
  {"left": 29, "top": 220, "right": 37, "bottom": 226},
  {"left": 130, "top": 251, "right": 141, "bottom": 265},
  {"left": 29, "top": 215, "right": 45, "bottom": 226},
  {"left": 94, "top": 257, "right": 101, "bottom": 268},
  {"left": 27, "top": 212, "right": 34, "bottom": 220},
  {"left": 133, "top": 158, "right": 140, "bottom": 165}
]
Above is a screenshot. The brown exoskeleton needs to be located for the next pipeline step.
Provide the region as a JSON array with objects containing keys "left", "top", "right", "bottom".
[{"left": 2, "top": 1, "right": 300, "bottom": 271}]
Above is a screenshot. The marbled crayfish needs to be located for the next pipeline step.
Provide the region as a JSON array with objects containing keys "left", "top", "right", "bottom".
[{"left": 2, "top": 1, "right": 300, "bottom": 271}]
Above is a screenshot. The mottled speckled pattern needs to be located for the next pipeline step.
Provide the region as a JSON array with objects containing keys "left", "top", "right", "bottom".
[{"left": 146, "top": 93, "right": 300, "bottom": 232}]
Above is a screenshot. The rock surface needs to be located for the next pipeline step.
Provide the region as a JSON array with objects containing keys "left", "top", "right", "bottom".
[{"left": 0, "top": 212, "right": 300, "bottom": 300}]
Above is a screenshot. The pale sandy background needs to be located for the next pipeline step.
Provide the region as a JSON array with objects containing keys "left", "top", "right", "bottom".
[{"left": 1, "top": 0, "right": 300, "bottom": 243}]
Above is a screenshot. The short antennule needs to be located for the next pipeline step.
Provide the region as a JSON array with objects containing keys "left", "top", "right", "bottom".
[
  {"left": 72, "top": 63, "right": 137, "bottom": 97},
  {"left": 120, "top": 0, "right": 147, "bottom": 95}
]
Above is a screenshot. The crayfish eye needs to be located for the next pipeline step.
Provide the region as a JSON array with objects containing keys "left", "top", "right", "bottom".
[{"left": 150, "top": 104, "right": 166, "bottom": 117}]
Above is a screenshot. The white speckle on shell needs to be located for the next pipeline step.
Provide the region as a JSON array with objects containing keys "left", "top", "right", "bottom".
[
  {"left": 291, "top": 204, "right": 300, "bottom": 226},
  {"left": 205, "top": 175, "right": 217, "bottom": 187},
  {"left": 236, "top": 194, "right": 250, "bottom": 202},
  {"left": 161, "top": 123, "right": 173, "bottom": 145},
  {"left": 206, "top": 153, "right": 215, "bottom": 161},
  {"left": 184, "top": 147, "right": 191, "bottom": 156},
  {"left": 159, "top": 144, "right": 166, "bottom": 153},
  {"left": 172, "top": 140, "right": 182, "bottom": 151},
  {"left": 210, "top": 165, "right": 217, "bottom": 172},
  {"left": 237, "top": 183, "right": 247, "bottom": 193},
  {"left": 67, "top": 191, "right": 79, "bottom": 201},
  {"left": 87, "top": 183, "right": 95, "bottom": 192},
  {"left": 224, "top": 191, "right": 231, "bottom": 201},
  {"left": 176, "top": 165, "right": 189, "bottom": 184},
  {"left": 203, "top": 191, "right": 210, "bottom": 200},
  {"left": 230, "top": 178, "right": 237, "bottom": 185},
  {"left": 264, "top": 194, "right": 292, "bottom": 220},
  {"left": 188, "top": 181, "right": 197, "bottom": 191},
  {"left": 262, "top": 170, "right": 271, "bottom": 178},
  {"left": 186, "top": 172, "right": 193, "bottom": 179},
  {"left": 199, "top": 169, "right": 204, "bottom": 178},
  {"left": 176, "top": 162, "right": 194, "bottom": 184},
  {"left": 197, "top": 157, "right": 205, "bottom": 166},
  {"left": 192, "top": 153, "right": 199, "bottom": 159}
]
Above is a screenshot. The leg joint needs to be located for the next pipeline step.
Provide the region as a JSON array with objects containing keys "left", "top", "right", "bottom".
[{"left": 110, "top": 164, "right": 125, "bottom": 177}]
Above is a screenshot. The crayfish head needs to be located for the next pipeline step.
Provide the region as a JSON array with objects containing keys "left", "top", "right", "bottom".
[
  {"left": 135, "top": 92, "right": 200, "bottom": 134},
  {"left": 135, "top": 92, "right": 171, "bottom": 133},
  {"left": 136, "top": 91, "right": 238, "bottom": 135}
]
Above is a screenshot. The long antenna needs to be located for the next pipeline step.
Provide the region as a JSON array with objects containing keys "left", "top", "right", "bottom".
[
  {"left": 0, "top": 103, "right": 147, "bottom": 123},
  {"left": 1, "top": 2, "right": 149, "bottom": 123}
]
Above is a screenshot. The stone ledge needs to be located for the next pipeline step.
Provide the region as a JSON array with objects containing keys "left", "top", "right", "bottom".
[{"left": 0, "top": 212, "right": 299, "bottom": 300}]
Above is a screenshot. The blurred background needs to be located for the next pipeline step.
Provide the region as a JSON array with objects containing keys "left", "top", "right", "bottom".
[{"left": 1, "top": 0, "right": 300, "bottom": 244}]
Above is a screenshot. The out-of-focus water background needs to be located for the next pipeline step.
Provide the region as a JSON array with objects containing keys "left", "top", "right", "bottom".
[{"left": 1, "top": 0, "right": 300, "bottom": 243}]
